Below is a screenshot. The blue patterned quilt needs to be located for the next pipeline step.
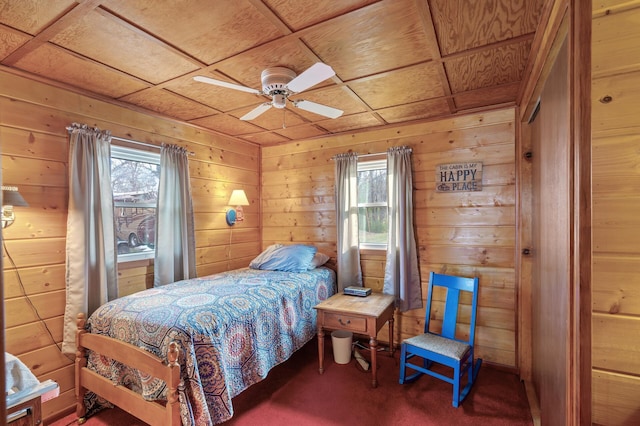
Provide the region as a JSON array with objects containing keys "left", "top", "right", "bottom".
[{"left": 86, "top": 267, "right": 336, "bottom": 425}]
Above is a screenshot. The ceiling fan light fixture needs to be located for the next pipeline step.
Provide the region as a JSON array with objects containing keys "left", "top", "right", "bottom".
[{"left": 272, "top": 93, "right": 287, "bottom": 109}]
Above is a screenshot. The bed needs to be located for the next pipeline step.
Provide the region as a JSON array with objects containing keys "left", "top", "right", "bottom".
[{"left": 75, "top": 258, "right": 335, "bottom": 426}]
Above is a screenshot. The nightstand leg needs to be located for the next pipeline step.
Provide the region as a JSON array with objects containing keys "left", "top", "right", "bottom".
[
  {"left": 389, "top": 315, "right": 395, "bottom": 356},
  {"left": 318, "top": 328, "right": 325, "bottom": 374},
  {"left": 370, "top": 335, "right": 378, "bottom": 388}
]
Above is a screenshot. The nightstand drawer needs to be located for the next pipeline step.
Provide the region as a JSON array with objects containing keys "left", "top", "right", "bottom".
[
  {"left": 7, "top": 395, "right": 41, "bottom": 426},
  {"left": 323, "top": 312, "right": 367, "bottom": 333}
]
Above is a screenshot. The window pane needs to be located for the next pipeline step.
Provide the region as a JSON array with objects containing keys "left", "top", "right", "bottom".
[
  {"left": 358, "top": 169, "right": 387, "bottom": 204},
  {"left": 115, "top": 207, "right": 156, "bottom": 254},
  {"left": 358, "top": 206, "right": 388, "bottom": 244},
  {"left": 357, "top": 160, "right": 388, "bottom": 249},
  {"left": 111, "top": 157, "right": 159, "bottom": 204},
  {"left": 111, "top": 151, "right": 159, "bottom": 258}
]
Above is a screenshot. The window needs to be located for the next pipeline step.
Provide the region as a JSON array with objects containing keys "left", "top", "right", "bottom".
[
  {"left": 357, "top": 159, "right": 387, "bottom": 249},
  {"left": 111, "top": 145, "right": 160, "bottom": 261}
]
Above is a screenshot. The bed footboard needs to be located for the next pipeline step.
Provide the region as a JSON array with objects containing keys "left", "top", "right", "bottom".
[{"left": 75, "top": 313, "right": 181, "bottom": 426}]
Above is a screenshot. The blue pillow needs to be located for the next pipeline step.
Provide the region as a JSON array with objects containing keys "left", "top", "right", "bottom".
[{"left": 250, "top": 244, "right": 318, "bottom": 272}]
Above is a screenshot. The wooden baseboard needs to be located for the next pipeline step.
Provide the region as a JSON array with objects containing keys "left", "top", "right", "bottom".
[
  {"left": 45, "top": 406, "right": 75, "bottom": 425},
  {"left": 482, "top": 360, "right": 519, "bottom": 375},
  {"left": 523, "top": 380, "right": 541, "bottom": 426}
]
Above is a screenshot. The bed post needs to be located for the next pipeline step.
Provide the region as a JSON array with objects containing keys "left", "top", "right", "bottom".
[
  {"left": 75, "top": 313, "right": 88, "bottom": 424},
  {"left": 167, "top": 341, "right": 181, "bottom": 425}
]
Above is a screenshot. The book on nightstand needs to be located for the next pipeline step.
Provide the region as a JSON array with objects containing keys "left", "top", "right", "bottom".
[{"left": 343, "top": 286, "right": 372, "bottom": 297}]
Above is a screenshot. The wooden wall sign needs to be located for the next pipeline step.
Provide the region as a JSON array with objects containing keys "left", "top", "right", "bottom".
[{"left": 435, "top": 162, "right": 483, "bottom": 192}]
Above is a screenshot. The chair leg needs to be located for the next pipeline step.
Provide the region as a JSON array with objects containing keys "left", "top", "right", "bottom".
[
  {"left": 399, "top": 344, "right": 407, "bottom": 384},
  {"left": 399, "top": 348, "right": 423, "bottom": 383},
  {"left": 452, "top": 364, "right": 460, "bottom": 408},
  {"left": 473, "top": 358, "right": 482, "bottom": 381},
  {"left": 458, "top": 358, "right": 482, "bottom": 406}
]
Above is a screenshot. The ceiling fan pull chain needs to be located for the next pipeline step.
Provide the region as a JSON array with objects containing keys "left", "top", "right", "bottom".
[{"left": 282, "top": 109, "right": 286, "bottom": 129}]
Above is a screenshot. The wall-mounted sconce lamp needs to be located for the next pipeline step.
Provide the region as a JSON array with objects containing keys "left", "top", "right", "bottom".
[
  {"left": 2, "top": 186, "right": 29, "bottom": 229},
  {"left": 226, "top": 189, "right": 250, "bottom": 226}
]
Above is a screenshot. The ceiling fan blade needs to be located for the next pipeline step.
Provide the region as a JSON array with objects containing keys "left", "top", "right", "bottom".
[
  {"left": 193, "top": 75, "right": 260, "bottom": 94},
  {"left": 240, "top": 103, "right": 272, "bottom": 120},
  {"left": 293, "top": 100, "right": 343, "bottom": 119},
  {"left": 286, "top": 63, "right": 336, "bottom": 93}
]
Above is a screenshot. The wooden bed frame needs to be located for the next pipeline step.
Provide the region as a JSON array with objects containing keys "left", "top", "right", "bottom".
[{"left": 75, "top": 313, "right": 181, "bottom": 425}]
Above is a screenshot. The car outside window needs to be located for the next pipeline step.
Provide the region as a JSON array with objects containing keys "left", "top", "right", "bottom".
[{"left": 111, "top": 145, "right": 160, "bottom": 262}]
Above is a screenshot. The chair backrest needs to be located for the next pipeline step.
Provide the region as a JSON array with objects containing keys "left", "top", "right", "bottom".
[{"left": 424, "top": 272, "right": 479, "bottom": 345}]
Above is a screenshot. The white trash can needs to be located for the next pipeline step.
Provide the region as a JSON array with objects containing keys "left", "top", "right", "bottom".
[{"left": 331, "top": 330, "right": 353, "bottom": 364}]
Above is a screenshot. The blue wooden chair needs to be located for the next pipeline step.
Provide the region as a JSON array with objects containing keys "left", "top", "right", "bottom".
[{"left": 398, "top": 272, "right": 482, "bottom": 407}]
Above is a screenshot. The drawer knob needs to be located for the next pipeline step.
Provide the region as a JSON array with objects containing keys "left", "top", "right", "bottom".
[{"left": 338, "top": 318, "right": 351, "bottom": 326}]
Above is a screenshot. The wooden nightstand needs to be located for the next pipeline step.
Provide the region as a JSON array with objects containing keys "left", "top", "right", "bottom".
[
  {"left": 6, "top": 380, "right": 58, "bottom": 426},
  {"left": 314, "top": 292, "right": 395, "bottom": 387},
  {"left": 7, "top": 394, "right": 42, "bottom": 426}
]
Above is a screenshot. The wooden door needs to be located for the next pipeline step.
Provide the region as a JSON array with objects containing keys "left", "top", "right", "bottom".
[
  {"left": 518, "top": 1, "right": 592, "bottom": 423},
  {"left": 525, "top": 6, "right": 592, "bottom": 420},
  {"left": 530, "top": 36, "right": 571, "bottom": 425}
]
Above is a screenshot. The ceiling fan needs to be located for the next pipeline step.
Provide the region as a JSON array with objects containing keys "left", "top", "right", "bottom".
[{"left": 193, "top": 62, "right": 344, "bottom": 121}]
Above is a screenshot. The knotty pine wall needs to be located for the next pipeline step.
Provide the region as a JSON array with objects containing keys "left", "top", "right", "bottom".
[
  {"left": 262, "top": 108, "right": 518, "bottom": 368},
  {"left": 0, "top": 68, "right": 261, "bottom": 421},
  {"left": 591, "top": 1, "right": 640, "bottom": 423}
]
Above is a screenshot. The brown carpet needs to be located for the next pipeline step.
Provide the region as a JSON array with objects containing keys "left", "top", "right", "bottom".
[{"left": 49, "top": 338, "right": 532, "bottom": 425}]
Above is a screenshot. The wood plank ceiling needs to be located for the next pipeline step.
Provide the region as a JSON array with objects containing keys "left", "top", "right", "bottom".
[{"left": 0, "top": 0, "right": 544, "bottom": 146}]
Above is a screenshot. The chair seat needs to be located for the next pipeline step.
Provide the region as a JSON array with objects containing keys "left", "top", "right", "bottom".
[{"left": 404, "top": 333, "right": 470, "bottom": 361}]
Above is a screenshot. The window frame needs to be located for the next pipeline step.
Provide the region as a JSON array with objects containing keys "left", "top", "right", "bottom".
[
  {"left": 111, "top": 145, "right": 160, "bottom": 263},
  {"left": 357, "top": 157, "right": 388, "bottom": 251}
]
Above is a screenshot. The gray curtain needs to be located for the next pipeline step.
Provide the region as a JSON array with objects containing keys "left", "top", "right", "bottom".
[
  {"left": 383, "top": 146, "right": 422, "bottom": 312},
  {"left": 334, "top": 152, "right": 362, "bottom": 291},
  {"left": 154, "top": 144, "right": 196, "bottom": 286},
  {"left": 62, "top": 123, "right": 118, "bottom": 354}
]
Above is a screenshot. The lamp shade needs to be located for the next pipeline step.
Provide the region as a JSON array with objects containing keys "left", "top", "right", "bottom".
[
  {"left": 2, "top": 186, "right": 28, "bottom": 207},
  {"left": 228, "top": 190, "right": 249, "bottom": 206}
]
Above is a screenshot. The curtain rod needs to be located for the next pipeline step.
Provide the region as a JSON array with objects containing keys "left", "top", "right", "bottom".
[
  {"left": 331, "top": 152, "right": 387, "bottom": 160},
  {"left": 111, "top": 136, "right": 195, "bottom": 156},
  {"left": 330, "top": 146, "right": 413, "bottom": 160}
]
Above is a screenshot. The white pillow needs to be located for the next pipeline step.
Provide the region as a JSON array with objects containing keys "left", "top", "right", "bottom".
[{"left": 309, "top": 252, "right": 330, "bottom": 269}]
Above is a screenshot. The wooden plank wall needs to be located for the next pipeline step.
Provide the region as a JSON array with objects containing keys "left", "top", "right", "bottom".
[
  {"left": 0, "top": 68, "right": 261, "bottom": 421},
  {"left": 591, "top": 1, "right": 640, "bottom": 424},
  {"left": 261, "top": 108, "right": 518, "bottom": 367}
]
